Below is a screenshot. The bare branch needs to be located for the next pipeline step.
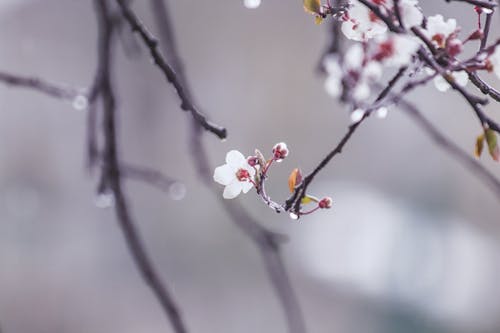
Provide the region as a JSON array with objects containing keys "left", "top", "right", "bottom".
[
  {"left": 0, "top": 71, "right": 81, "bottom": 100},
  {"left": 398, "top": 98, "right": 500, "bottom": 199},
  {"left": 114, "top": 0, "right": 227, "bottom": 140},
  {"left": 149, "top": 1, "right": 306, "bottom": 332},
  {"left": 93, "top": 1, "right": 188, "bottom": 332},
  {"left": 445, "top": 0, "right": 497, "bottom": 9},
  {"left": 121, "top": 163, "right": 178, "bottom": 193}
]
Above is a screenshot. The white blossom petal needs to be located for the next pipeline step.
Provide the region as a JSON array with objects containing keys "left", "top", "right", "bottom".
[
  {"left": 433, "top": 75, "right": 451, "bottom": 92},
  {"left": 453, "top": 70, "right": 469, "bottom": 87},
  {"left": 399, "top": 0, "right": 423, "bottom": 28},
  {"left": 223, "top": 181, "right": 242, "bottom": 199},
  {"left": 241, "top": 181, "right": 254, "bottom": 193},
  {"left": 213, "top": 164, "right": 235, "bottom": 186},
  {"left": 225, "top": 150, "right": 246, "bottom": 168},
  {"left": 325, "top": 76, "right": 342, "bottom": 98}
]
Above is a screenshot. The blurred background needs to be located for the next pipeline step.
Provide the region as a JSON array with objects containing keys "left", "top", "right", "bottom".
[{"left": 1, "top": 1, "right": 500, "bottom": 332}]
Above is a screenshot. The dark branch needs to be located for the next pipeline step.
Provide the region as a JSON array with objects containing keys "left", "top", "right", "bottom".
[
  {"left": 445, "top": 0, "right": 497, "bottom": 9},
  {"left": 114, "top": 0, "right": 227, "bottom": 140},
  {"left": 93, "top": 1, "right": 188, "bottom": 332},
  {"left": 0, "top": 71, "right": 81, "bottom": 100},
  {"left": 149, "top": 0, "right": 306, "bottom": 332}
]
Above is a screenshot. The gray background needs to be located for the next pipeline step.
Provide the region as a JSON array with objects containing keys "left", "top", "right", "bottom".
[{"left": 0, "top": 1, "right": 500, "bottom": 332}]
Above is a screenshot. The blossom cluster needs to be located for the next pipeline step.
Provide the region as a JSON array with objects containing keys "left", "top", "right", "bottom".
[
  {"left": 312, "top": 0, "right": 500, "bottom": 120},
  {"left": 213, "top": 143, "right": 332, "bottom": 219}
]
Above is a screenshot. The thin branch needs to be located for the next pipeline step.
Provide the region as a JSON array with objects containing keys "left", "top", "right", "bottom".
[
  {"left": 445, "top": 0, "right": 497, "bottom": 9},
  {"left": 93, "top": 1, "right": 188, "bottom": 332},
  {"left": 148, "top": 1, "right": 306, "bottom": 332},
  {"left": 398, "top": 98, "right": 500, "bottom": 199},
  {"left": 121, "top": 163, "right": 178, "bottom": 193},
  {"left": 0, "top": 71, "right": 81, "bottom": 100},
  {"left": 114, "top": 0, "right": 227, "bottom": 140},
  {"left": 468, "top": 72, "right": 500, "bottom": 102}
]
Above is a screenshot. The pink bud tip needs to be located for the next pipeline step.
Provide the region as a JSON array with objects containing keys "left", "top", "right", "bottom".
[{"left": 318, "top": 197, "right": 333, "bottom": 209}]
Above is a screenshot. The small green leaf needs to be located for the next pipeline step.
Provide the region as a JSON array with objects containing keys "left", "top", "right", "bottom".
[
  {"left": 314, "top": 16, "right": 324, "bottom": 25},
  {"left": 301, "top": 195, "right": 319, "bottom": 205},
  {"left": 485, "top": 129, "right": 499, "bottom": 161},
  {"left": 475, "top": 133, "right": 484, "bottom": 158},
  {"left": 303, "top": 0, "right": 322, "bottom": 14}
]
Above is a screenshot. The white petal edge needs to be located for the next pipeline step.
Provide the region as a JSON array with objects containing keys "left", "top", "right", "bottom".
[
  {"left": 214, "top": 164, "right": 235, "bottom": 186},
  {"left": 223, "top": 181, "right": 242, "bottom": 199},
  {"left": 226, "top": 150, "right": 246, "bottom": 168}
]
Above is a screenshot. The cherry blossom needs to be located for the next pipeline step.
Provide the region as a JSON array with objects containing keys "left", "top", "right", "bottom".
[
  {"left": 426, "top": 69, "right": 469, "bottom": 92},
  {"left": 488, "top": 46, "right": 500, "bottom": 79},
  {"left": 214, "top": 150, "right": 256, "bottom": 199},
  {"left": 373, "top": 34, "right": 420, "bottom": 67},
  {"left": 341, "top": 1, "right": 387, "bottom": 41},
  {"left": 422, "top": 15, "right": 458, "bottom": 49},
  {"left": 397, "top": 0, "right": 423, "bottom": 28}
]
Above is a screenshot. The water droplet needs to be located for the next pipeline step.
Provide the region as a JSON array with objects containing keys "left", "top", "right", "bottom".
[
  {"left": 350, "top": 108, "right": 365, "bottom": 123},
  {"left": 289, "top": 212, "right": 299, "bottom": 220},
  {"left": 244, "top": 0, "right": 261, "bottom": 8},
  {"left": 220, "top": 137, "right": 227, "bottom": 143},
  {"left": 376, "top": 106, "right": 388, "bottom": 119},
  {"left": 168, "top": 182, "right": 186, "bottom": 201},
  {"left": 95, "top": 192, "right": 115, "bottom": 208},
  {"left": 72, "top": 94, "right": 88, "bottom": 111}
]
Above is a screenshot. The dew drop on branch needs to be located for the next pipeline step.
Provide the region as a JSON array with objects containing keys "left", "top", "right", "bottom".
[
  {"left": 289, "top": 212, "right": 299, "bottom": 220},
  {"left": 168, "top": 181, "right": 186, "bottom": 201},
  {"left": 72, "top": 94, "right": 89, "bottom": 111}
]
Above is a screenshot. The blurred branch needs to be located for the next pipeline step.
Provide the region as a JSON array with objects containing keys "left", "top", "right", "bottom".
[
  {"left": 398, "top": 98, "right": 500, "bottom": 199},
  {"left": 121, "top": 163, "right": 178, "bottom": 193},
  {"left": 92, "top": 1, "right": 188, "bottom": 332},
  {"left": 148, "top": 0, "right": 306, "bottom": 332},
  {"left": 114, "top": 0, "right": 227, "bottom": 140},
  {"left": 0, "top": 71, "right": 81, "bottom": 100}
]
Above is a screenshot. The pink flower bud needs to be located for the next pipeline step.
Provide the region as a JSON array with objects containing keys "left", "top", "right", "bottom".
[
  {"left": 467, "top": 29, "right": 484, "bottom": 41},
  {"left": 247, "top": 156, "right": 259, "bottom": 167},
  {"left": 447, "top": 38, "right": 463, "bottom": 57},
  {"left": 272, "top": 142, "right": 289, "bottom": 161},
  {"left": 318, "top": 197, "right": 333, "bottom": 209}
]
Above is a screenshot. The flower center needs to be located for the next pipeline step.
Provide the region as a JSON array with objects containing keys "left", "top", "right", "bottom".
[
  {"left": 236, "top": 168, "right": 250, "bottom": 181},
  {"left": 432, "top": 34, "right": 445, "bottom": 48}
]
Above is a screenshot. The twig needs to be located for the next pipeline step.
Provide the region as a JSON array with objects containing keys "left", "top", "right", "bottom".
[
  {"left": 93, "top": 1, "right": 188, "bottom": 332},
  {"left": 114, "top": 0, "right": 227, "bottom": 140},
  {"left": 445, "top": 0, "right": 497, "bottom": 9},
  {"left": 148, "top": 0, "right": 306, "bottom": 332},
  {"left": 0, "top": 71, "right": 81, "bottom": 100},
  {"left": 121, "top": 163, "right": 178, "bottom": 193}
]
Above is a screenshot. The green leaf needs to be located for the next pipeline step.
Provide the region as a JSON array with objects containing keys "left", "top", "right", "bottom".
[
  {"left": 303, "top": 0, "right": 322, "bottom": 14},
  {"left": 301, "top": 195, "right": 319, "bottom": 205},
  {"left": 485, "top": 129, "right": 499, "bottom": 161}
]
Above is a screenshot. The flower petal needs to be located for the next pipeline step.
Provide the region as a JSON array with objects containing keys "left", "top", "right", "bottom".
[
  {"left": 241, "top": 181, "right": 254, "bottom": 194},
  {"left": 226, "top": 150, "right": 246, "bottom": 168},
  {"left": 223, "top": 181, "right": 242, "bottom": 199},
  {"left": 214, "top": 164, "right": 235, "bottom": 186}
]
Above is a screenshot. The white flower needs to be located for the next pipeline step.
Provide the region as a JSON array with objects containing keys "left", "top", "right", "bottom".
[
  {"left": 422, "top": 15, "right": 457, "bottom": 48},
  {"left": 427, "top": 68, "right": 468, "bottom": 92},
  {"left": 346, "top": 44, "right": 382, "bottom": 101},
  {"left": 323, "top": 55, "right": 343, "bottom": 98},
  {"left": 397, "top": 0, "right": 423, "bottom": 28},
  {"left": 374, "top": 34, "right": 420, "bottom": 67},
  {"left": 341, "top": 2, "right": 387, "bottom": 41},
  {"left": 214, "top": 150, "right": 255, "bottom": 199},
  {"left": 489, "top": 46, "right": 500, "bottom": 79}
]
